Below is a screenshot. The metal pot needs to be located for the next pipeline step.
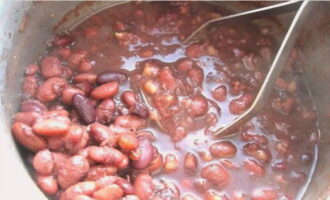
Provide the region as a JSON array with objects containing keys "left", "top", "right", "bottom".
[{"left": 0, "top": 1, "right": 329, "bottom": 199}]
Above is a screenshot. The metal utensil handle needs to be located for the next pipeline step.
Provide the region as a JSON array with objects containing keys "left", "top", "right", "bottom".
[
  {"left": 183, "top": 0, "right": 302, "bottom": 44},
  {"left": 213, "top": 0, "right": 311, "bottom": 138}
]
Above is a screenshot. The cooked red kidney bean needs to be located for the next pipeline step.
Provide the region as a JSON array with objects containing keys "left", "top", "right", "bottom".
[
  {"left": 131, "top": 136, "right": 155, "bottom": 169},
  {"left": 74, "top": 73, "right": 97, "bottom": 83},
  {"left": 209, "top": 141, "right": 237, "bottom": 158},
  {"left": 171, "top": 126, "right": 187, "bottom": 142},
  {"left": 91, "top": 82, "right": 119, "bottom": 99},
  {"left": 61, "top": 181, "right": 97, "bottom": 200},
  {"left": 11, "top": 122, "right": 46, "bottom": 152},
  {"left": 118, "top": 134, "right": 138, "bottom": 151},
  {"left": 229, "top": 93, "right": 253, "bottom": 115},
  {"left": 129, "top": 103, "right": 150, "bottom": 119},
  {"left": 62, "top": 87, "right": 85, "bottom": 105},
  {"left": 134, "top": 175, "right": 154, "bottom": 200},
  {"left": 193, "top": 179, "right": 211, "bottom": 193},
  {"left": 79, "top": 59, "right": 93, "bottom": 72},
  {"left": 14, "top": 111, "right": 40, "bottom": 126},
  {"left": 36, "top": 174, "right": 58, "bottom": 195},
  {"left": 204, "top": 190, "right": 228, "bottom": 200},
  {"left": 33, "top": 116, "right": 70, "bottom": 136},
  {"left": 115, "top": 179, "right": 135, "bottom": 195},
  {"left": 121, "top": 195, "right": 140, "bottom": 200},
  {"left": 185, "top": 43, "right": 206, "bottom": 58},
  {"left": 54, "top": 47, "right": 72, "bottom": 60},
  {"left": 243, "top": 143, "right": 271, "bottom": 163},
  {"left": 22, "top": 75, "right": 38, "bottom": 99},
  {"left": 73, "top": 94, "right": 96, "bottom": 124},
  {"left": 251, "top": 188, "right": 277, "bottom": 200},
  {"left": 37, "top": 77, "right": 67, "bottom": 102},
  {"left": 25, "top": 64, "right": 39, "bottom": 75},
  {"left": 121, "top": 91, "right": 138, "bottom": 107},
  {"left": 86, "top": 165, "right": 118, "bottom": 181},
  {"left": 90, "top": 123, "right": 118, "bottom": 146},
  {"left": 184, "top": 152, "right": 198, "bottom": 173},
  {"left": 88, "top": 146, "right": 128, "bottom": 168},
  {"left": 212, "top": 85, "right": 227, "bottom": 102},
  {"left": 40, "top": 56, "right": 63, "bottom": 78},
  {"left": 187, "top": 66, "right": 204, "bottom": 87},
  {"left": 244, "top": 159, "right": 265, "bottom": 176},
  {"left": 148, "top": 152, "right": 163, "bottom": 173},
  {"left": 143, "top": 62, "right": 160, "bottom": 77},
  {"left": 95, "top": 99, "right": 116, "bottom": 124},
  {"left": 20, "top": 99, "right": 47, "bottom": 113},
  {"left": 68, "top": 50, "right": 87, "bottom": 67},
  {"left": 53, "top": 35, "right": 74, "bottom": 47},
  {"left": 52, "top": 152, "right": 70, "bottom": 171},
  {"left": 33, "top": 149, "right": 54, "bottom": 175},
  {"left": 58, "top": 155, "right": 90, "bottom": 189},
  {"left": 97, "top": 71, "right": 128, "bottom": 84},
  {"left": 201, "top": 163, "right": 230, "bottom": 186},
  {"left": 177, "top": 58, "right": 193, "bottom": 73},
  {"left": 75, "top": 80, "right": 93, "bottom": 96},
  {"left": 157, "top": 67, "right": 177, "bottom": 90},
  {"left": 186, "top": 95, "right": 208, "bottom": 118},
  {"left": 115, "top": 114, "right": 147, "bottom": 131},
  {"left": 93, "top": 184, "right": 124, "bottom": 200}
]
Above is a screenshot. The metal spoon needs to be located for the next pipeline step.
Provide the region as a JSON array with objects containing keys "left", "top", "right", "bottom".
[
  {"left": 213, "top": 0, "right": 311, "bottom": 138},
  {"left": 183, "top": 0, "right": 303, "bottom": 44}
]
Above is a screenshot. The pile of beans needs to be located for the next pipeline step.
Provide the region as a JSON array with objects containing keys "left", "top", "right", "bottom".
[{"left": 12, "top": 2, "right": 318, "bottom": 200}]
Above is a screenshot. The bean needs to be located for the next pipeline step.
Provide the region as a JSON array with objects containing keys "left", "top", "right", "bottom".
[
  {"left": 33, "top": 117, "right": 70, "bottom": 136},
  {"left": 243, "top": 143, "right": 270, "bottom": 163},
  {"left": 21, "top": 99, "right": 47, "bottom": 113},
  {"left": 97, "top": 71, "right": 128, "bottom": 84},
  {"left": 157, "top": 67, "right": 177, "bottom": 90},
  {"left": 73, "top": 195, "right": 95, "bottom": 200},
  {"left": 91, "top": 82, "right": 119, "bottom": 99},
  {"left": 148, "top": 152, "right": 163, "bottom": 173},
  {"left": 79, "top": 59, "right": 93, "bottom": 72},
  {"left": 177, "top": 58, "right": 193, "bottom": 73},
  {"left": 93, "top": 184, "right": 124, "bottom": 200},
  {"left": 212, "top": 85, "right": 227, "bottom": 102},
  {"left": 14, "top": 111, "right": 40, "bottom": 126},
  {"left": 129, "top": 103, "right": 150, "bottom": 119},
  {"left": 52, "top": 152, "right": 70, "bottom": 171},
  {"left": 36, "top": 174, "right": 58, "bottom": 195},
  {"left": 55, "top": 47, "right": 72, "bottom": 60},
  {"left": 164, "top": 154, "right": 179, "bottom": 173},
  {"left": 143, "top": 80, "right": 158, "bottom": 95},
  {"left": 40, "top": 56, "right": 63, "bottom": 78},
  {"left": 186, "top": 95, "right": 208, "bottom": 118},
  {"left": 33, "top": 149, "right": 54, "bottom": 175},
  {"left": 205, "top": 190, "right": 228, "bottom": 200},
  {"left": 37, "top": 77, "right": 67, "bottom": 102},
  {"left": 122, "top": 195, "right": 140, "bottom": 200},
  {"left": 155, "top": 181, "right": 180, "bottom": 200},
  {"left": 53, "top": 35, "right": 74, "bottom": 47},
  {"left": 65, "top": 125, "right": 89, "bottom": 154},
  {"left": 200, "top": 163, "right": 230, "bottom": 186},
  {"left": 209, "top": 141, "right": 237, "bottom": 158},
  {"left": 61, "top": 181, "right": 97, "bottom": 200},
  {"left": 118, "top": 134, "right": 138, "bottom": 151},
  {"left": 86, "top": 165, "right": 118, "bottom": 181},
  {"left": 25, "top": 64, "right": 39, "bottom": 75},
  {"left": 95, "top": 99, "right": 116, "bottom": 125},
  {"left": 90, "top": 123, "right": 117, "bottom": 146},
  {"left": 181, "top": 195, "right": 197, "bottom": 200},
  {"left": 193, "top": 179, "right": 211, "bottom": 193},
  {"left": 187, "top": 66, "right": 204, "bottom": 87},
  {"left": 185, "top": 43, "right": 206, "bottom": 58},
  {"left": 75, "top": 80, "right": 94, "bottom": 96},
  {"left": 121, "top": 91, "right": 138, "bottom": 107},
  {"left": 11, "top": 122, "right": 46, "bottom": 152},
  {"left": 134, "top": 175, "right": 154, "bottom": 200},
  {"left": 22, "top": 75, "right": 38, "bottom": 99},
  {"left": 69, "top": 50, "right": 87, "bottom": 67},
  {"left": 171, "top": 126, "right": 187, "bottom": 142},
  {"left": 62, "top": 87, "right": 85, "bottom": 105},
  {"left": 229, "top": 93, "right": 253, "bottom": 115},
  {"left": 58, "top": 155, "right": 90, "bottom": 189},
  {"left": 73, "top": 94, "right": 96, "bottom": 124},
  {"left": 251, "top": 188, "right": 277, "bottom": 200},
  {"left": 115, "top": 114, "right": 147, "bottom": 131},
  {"left": 74, "top": 73, "right": 97, "bottom": 83},
  {"left": 243, "top": 159, "right": 265, "bottom": 176},
  {"left": 131, "top": 136, "right": 155, "bottom": 169},
  {"left": 142, "top": 62, "right": 160, "bottom": 77},
  {"left": 88, "top": 146, "right": 128, "bottom": 168},
  {"left": 115, "top": 179, "right": 135, "bottom": 195},
  {"left": 184, "top": 152, "right": 198, "bottom": 173}
]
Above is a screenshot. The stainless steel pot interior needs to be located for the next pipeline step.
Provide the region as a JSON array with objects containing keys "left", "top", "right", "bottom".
[{"left": 0, "top": 1, "right": 329, "bottom": 199}]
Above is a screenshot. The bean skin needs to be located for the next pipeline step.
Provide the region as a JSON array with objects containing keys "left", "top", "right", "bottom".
[
  {"left": 114, "top": 114, "right": 147, "bottom": 131},
  {"left": 32, "top": 149, "right": 54, "bottom": 175},
  {"left": 73, "top": 94, "right": 96, "bottom": 124},
  {"left": 22, "top": 75, "right": 38, "bottom": 99},
  {"left": 97, "top": 71, "right": 128, "bottom": 84},
  {"left": 200, "top": 163, "right": 230, "bottom": 186},
  {"left": 131, "top": 136, "right": 155, "bottom": 169},
  {"left": 40, "top": 56, "right": 63, "bottom": 78},
  {"left": 33, "top": 117, "right": 70, "bottom": 136},
  {"left": 58, "top": 155, "right": 90, "bottom": 189},
  {"left": 62, "top": 87, "right": 85, "bottom": 105},
  {"left": 93, "top": 184, "right": 124, "bottom": 200},
  {"left": 88, "top": 146, "right": 128, "bottom": 168},
  {"left": 14, "top": 111, "right": 41, "bottom": 126},
  {"left": 20, "top": 99, "right": 47, "bottom": 114},
  {"left": 36, "top": 174, "right": 58, "bottom": 195},
  {"left": 61, "top": 181, "right": 97, "bottom": 200},
  {"left": 91, "top": 82, "right": 119, "bottom": 99},
  {"left": 184, "top": 152, "right": 198, "bottom": 173},
  {"left": 36, "top": 77, "right": 67, "bottom": 102},
  {"left": 134, "top": 175, "right": 155, "bottom": 200},
  {"left": 209, "top": 141, "right": 237, "bottom": 158},
  {"left": 11, "top": 122, "right": 46, "bottom": 152},
  {"left": 115, "top": 179, "right": 135, "bottom": 195},
  {"left": 90, "top": 123, "right": 118, "bottom": 146},
  {"left": 129, "top": 103, "right": 150, "bottom": 119},
  {"left": 95, "top": 99, "right": 116, "bottom": 125},
  {"left": 25, "top": 64, "right": 39, "bottom": 75},
  {"left": 73, "top": 73, "right": 97, "bottom": 83},
  {"left": 86, "top": 165, "right": 118, "bottom": 181},
  {"left": 186, "top": 95, "right": 208, "bottom": 118}
]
